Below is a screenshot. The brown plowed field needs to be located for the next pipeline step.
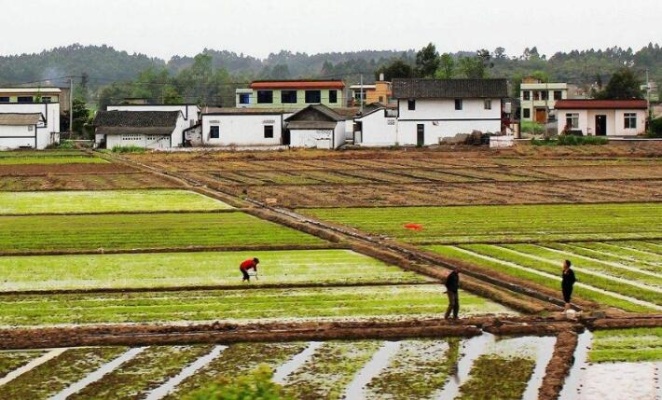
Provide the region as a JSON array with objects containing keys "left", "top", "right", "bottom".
[{"left": 114, "top": 143, "right": 662, "bottom": 208}]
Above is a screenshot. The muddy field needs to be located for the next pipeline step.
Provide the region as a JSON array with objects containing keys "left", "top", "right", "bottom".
[{"left": 122, "top": 143, "right": 662, "bottom": 208}]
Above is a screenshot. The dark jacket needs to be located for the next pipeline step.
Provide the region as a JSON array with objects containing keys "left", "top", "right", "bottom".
[
  {"left": 445, "top": 270, "right": 459, "bottom": 293},
  {"left": 562, "top": 268, "right": 576, "bottom": 290}
]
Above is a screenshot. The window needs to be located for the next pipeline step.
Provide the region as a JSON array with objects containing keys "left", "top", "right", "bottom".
[
  {"left": 239, "top": 93, "right": 250, "bottom": 104},
  {"left": 264, "top": 125, "right": 274, "bottom": 138},
  {"left": 408, "top": 99, "right": 416, "bottom": 110},
  {"left": 41, "top": 96, "right": 52, "bottom": 103},
  {"left": 257, "top": 90, "right": 273, "bottom": 104},
  {"left": 522, "top": 108, "right": 531, "bottom": 119},
  {"left": 17, "top": 96, "right": 32, "bottom": 103},
  {"left": 553, "top": 91, "right": 563, "bottom": 100},
  {"left": 624, "top": 113, "right": 637, "bottom": 129},
  {"left": 565, "top": 113, "right": 579, "bottom": 129},
  {"left": 305, "top": 90, "right": 321, "bottom": 103},
  {"left": 484, "top": 99, "right": 492, "bottom": 110},
  {"left": 329, "top": 90, "right": 337, "bottom": 103},
  {"left": 541, "top": 91, "right": 548, "bottom": 100},
  {"left": 281, "top": 90, "right": 297, "bottom": 103},
  {"left": 454, "top": 99, "right": 463, "bottom": 110},
  {"left": 522, "top": 91, "right": 530, "bottom": 101},
  {"left": 0, "top": 97, "right": 8, "bottom": 103},
  {"left": 210, "top": 126, "right": 220, "bottom": 139}
]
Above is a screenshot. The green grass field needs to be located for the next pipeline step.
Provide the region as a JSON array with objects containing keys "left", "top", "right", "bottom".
[
  {"left": 0, "top": 190, "right": 233, "bottom": 214},
  {"left": 302, "top": 203, "right": 662, "bottom": 244},
  {"left": 589, "top": 328, "right": 662, "bottom": 363},
  {"left": 0, "top": 249, "right": 431, "bottom": 291},
  {"left": 0, "top": 212, "right": 326, "bottom": 252},
  {"left": 0, "top": 285, "right": 513, "bottom": 326}
]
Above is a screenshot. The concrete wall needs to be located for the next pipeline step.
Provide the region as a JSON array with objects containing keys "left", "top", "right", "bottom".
[
  {"left": 0, "top": 125, "right": 40, "bottom": 149},
  {"left": 356, "top": 110, "right": 398, "bottom": 147},
  {"left": 237, "top": 88, "right": 346, "bottom": 110},
  {"left": 202, "top": 113, "right": 283, "bottom": 146}
]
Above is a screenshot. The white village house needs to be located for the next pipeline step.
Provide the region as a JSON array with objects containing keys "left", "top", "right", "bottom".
[
  {"left": 93, "top": 110, "right": 189, "bottom": 149},
  {"left": 284, "top": 104, "right": 349, "bottom": 149},
  {"left": 0, "top": 113, "right": 47, "bottom": 150},
  {"left": 0, "top": 87, "right": 61, "bottom": 149},
  {"left": 353, "top": 106, "right": 398, "bottom": 147},
  {"left": 199, "top": 108, "right": 287, "bottom": 147},
  {"left": 554, "top": 99, "right": 648, "bottom": 136},
  {"left": 391, "top": 78, "right": 508, "bottom": 146}
]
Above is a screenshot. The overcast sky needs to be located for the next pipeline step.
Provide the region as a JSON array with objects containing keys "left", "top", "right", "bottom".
[{"left": 2, "top": 0, "right": 660, "bottom": 61}]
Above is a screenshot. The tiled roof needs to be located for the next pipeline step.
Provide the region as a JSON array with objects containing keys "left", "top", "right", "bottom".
[
  {"left": 285, "top": 104, "right": 345, "bottom": 122},
  {"left": 554, "top": 99, "right": 647, "bottom": 110},
  {"left": 392, "top": 78, "right": 508, "bottom": 99},
  {"left": 93, "top": 111, "right": 180, "bottom": 127},
  {"left": 202, "top": 107, "right": 290, "bottom": 115},
  {"left": 250, "top": 80, "right": 345, "bottom": 90},
  {"left": 0, "top": 113, "right": 43, "bottom": 126}
]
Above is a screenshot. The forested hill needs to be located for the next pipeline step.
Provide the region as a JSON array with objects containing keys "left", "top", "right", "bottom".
[{"left": 1, "top": 43, "right": 660, "bottom": 96}]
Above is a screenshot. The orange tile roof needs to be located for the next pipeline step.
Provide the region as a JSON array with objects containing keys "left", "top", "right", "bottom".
[
  {"left": 250, "top": 80, "right": 345, "bottom": 90},
  {"left": 555, "top": 99, "right": 647, "bottom": 109}
]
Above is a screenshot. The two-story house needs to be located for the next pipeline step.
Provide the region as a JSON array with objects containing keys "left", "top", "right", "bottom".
[
  {"left": 236, "top": 80, "right": 346, "bottom": 109},
  {"left": 0, "top": 87, "right": 62, "bottom": 149},
  {"left": 350, "top": 75, "right": 393, "bottom": 106},
  {"left": 392, "top": 78, "right": 508, "bottom": 146},
  {"left": 520, "top": 78, "right": 569, "bottom": 123}
]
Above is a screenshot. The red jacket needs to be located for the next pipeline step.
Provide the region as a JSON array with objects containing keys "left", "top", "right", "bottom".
[{"left": 240, "top": 259, "right": 258, "bottom": 272}]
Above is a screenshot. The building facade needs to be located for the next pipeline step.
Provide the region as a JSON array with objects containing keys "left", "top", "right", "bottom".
[
  {"left": 236, "top": 80, "right": 346, "bottom": 110},
  {"left": 555, "top": 99, "right": 647, "bottom": 136},
  {"left": 520, "top": 78, "right": 569, "bottom": 123}
]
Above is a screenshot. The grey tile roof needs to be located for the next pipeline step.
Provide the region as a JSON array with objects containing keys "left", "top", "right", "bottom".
[
  {"left": 285, "top": 104, "right": 345, "bottom": 122},
  {"left": 93, "top": 111, "right": 180, "bottom": 128},
  {"left": 392, "top": 79, "right": 508, "bottom": 99},
  {"left": 0, "top": 113, "right": 43, "bottom": 126}
]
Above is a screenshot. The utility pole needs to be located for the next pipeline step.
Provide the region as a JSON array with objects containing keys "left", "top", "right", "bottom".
[
  {"left": 359, "top": 74, "right": 364, "bottom": 115},
  {"left": 69, "top": 76, "right": 74, "bottom": 135},
  {"left": 646, "top": 69, "right": 651, "bottom": 135}
]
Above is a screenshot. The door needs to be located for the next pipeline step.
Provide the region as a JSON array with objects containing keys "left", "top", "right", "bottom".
[
  {"left": 595, "top": 115, "right": 607, "bottom": 136},
  {"left": 416, "top": 124, "right": 425, "bottom": 146},
  {"left": 535, "top": 108, "right": 547, "bottom": 123}
]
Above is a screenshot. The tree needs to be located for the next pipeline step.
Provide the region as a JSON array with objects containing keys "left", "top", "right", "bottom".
[
  {"left": 594, "top": 67, "right": 643, "bottom": 99},
  {"left": 435, "top": 53, "right": 455, "bottom": 79},
  {"left": 415, "top": 43, "right": 440, "bottom": 78},
  {"left": 61, "top": 98, "right": 91, "bottom": 137},
  {"left": 458, "top": 49, "right": 493, "bottom": 79},
  {"left": 376, "top": 59, "right": 414, "bottom": 81}
]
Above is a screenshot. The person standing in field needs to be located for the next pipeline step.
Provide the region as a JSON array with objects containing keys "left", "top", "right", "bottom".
[
  {"left": 562, "top": 259, "right": 576, "bottom": 311},
  {"left": 240, "top": 257, "right": 259, "bottom": 282},
  {"left": 444, "top": 266, "right": 460, "bottom": 320}
]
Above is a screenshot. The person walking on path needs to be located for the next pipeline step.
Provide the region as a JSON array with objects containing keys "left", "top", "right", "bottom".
[
  {"left": 444, "top": 267, "right": 460, "bottom": 320},
  {"left": 240, "top": 257, "right": 259, "bottom": 282},
  {"left": 562, "top": 259, "right": 576, "bottom": 311}
]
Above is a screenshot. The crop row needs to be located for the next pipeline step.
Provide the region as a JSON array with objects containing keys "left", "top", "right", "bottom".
[
  {"left": 0, "top": 173, "right": 182, "bottom": 191},
  {"left": 0, "top": 190, "right": 232, "bottom": 215},
  {"left": 0, "top": 249, "right": 430, "bottom": 292},
  {"left": 589, "top": 328, "right": 662, "bottom": 363},
  {"left": 0, "top": 212, "right": 325, "bottom": 253},
  {"left": 303, "top": 203, "right": 662, "bottom": 244},
  {"left": 0, "top": 155, "right": 106, "bottom": 165},
  {"left": 0, "top": 285, "right": 512, "bottom": 326},
  {"left": 0, "top": 338, "right": 546, "bottom": 400},
  {"left": 426, "top": 244, "right": 660, "bottom": 313}
]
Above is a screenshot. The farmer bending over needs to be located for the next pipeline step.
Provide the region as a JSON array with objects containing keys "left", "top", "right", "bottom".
[{"left": 240, "top": 257, "right": 259, "bottom": 282}]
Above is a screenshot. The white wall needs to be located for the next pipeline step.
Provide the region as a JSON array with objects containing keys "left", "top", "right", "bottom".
[
  {"left": 557, "top": 109, "right": 646, "bottom": 136},
  {"left": 396, "top": 98, "right": 501, "bottom": 145},
  {"left": 357, "top": 110, "right": 398, "bottom": 147},
  {"left": 202, "top": 114, "right": 283, "bottom": 146},
  {"left": 289, "top": 129, "right": 334, "bottom": 149},
  {"left": 0, "top": 103, "right": 60, "bottom": 149},
  {"left": 0, "top": 125, "right": 39, "bottom": 149},
  {"left": 106, "top": 134, "right": 172, "bottom": 149}
]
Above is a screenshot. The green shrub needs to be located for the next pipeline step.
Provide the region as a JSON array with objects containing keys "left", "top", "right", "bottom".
[
  {"left": 111, "top": 145, "right": 146, "bottom": 153},
  {"left": 648, "top": 117, "right": 662, "bottom": 138},
  {"left": 532, "top": 136, "right": 608, "bottom": 146},
  {"left": 520, "top": 121, "right": 545, "bottom": 135},
  {"left": 185, "top": 364, "right": 293, "bottom": 400},
  {"left": 558, "top": 135, "right": 608, "bottom": 145}
]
